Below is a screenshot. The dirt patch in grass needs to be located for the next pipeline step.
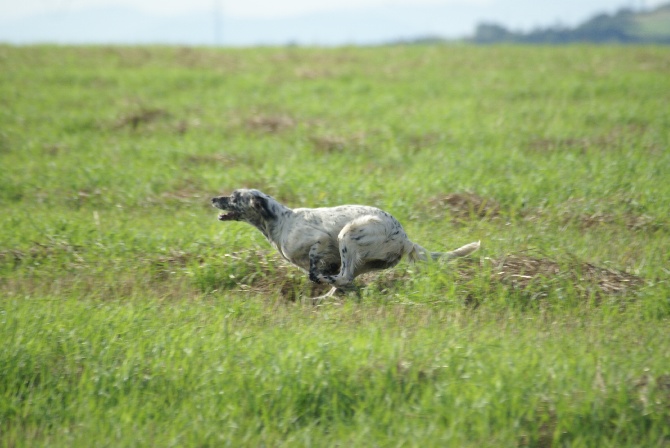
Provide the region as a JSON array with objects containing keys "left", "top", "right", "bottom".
[
  {"left": 565, "top": 211, "right": 666, "bottom": 233},
  {"left": 551, "top": 197, "right": 667, "bottom": 233},
  {"left": 426, "top": 192, "right": 501, "bottom": 221},
  {"left": 402, "top": 132, "right": 447, "bottom": 153},
  {"left": 42, "top": 143, "right": 69, "bottom": 156},
  {"left": 246, "top": 114, "right": 295, "bottom": 133},
  {"left": 464, "top": 252, "right": 644, "bottom": 304},
  {"left": 310, "top": 132, "right": 366, "bottom": 153},
  {"left": 490, "top": 254, "right": 641, "bottom": 294},
  {"left": 527, "top": 125, "right": 651, "bottom": 154},
  {"left": 110, "top": 105, "right": 198, "bottom": 134},
  {"left": 113, "top": 107, "right": 170, "bottom": 131}
]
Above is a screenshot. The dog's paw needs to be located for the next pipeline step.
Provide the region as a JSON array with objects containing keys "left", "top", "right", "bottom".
[
  {"left": 308, "top": 271, "right": 322, "bottom": 284},
  {"left": 316, "top": 274, "right": 334, "bottom": 285}
]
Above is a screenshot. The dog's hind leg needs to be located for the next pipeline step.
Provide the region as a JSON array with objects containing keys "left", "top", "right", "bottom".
[
  {"left": 315, "top": 225, "right": 364, "bottom": 288},
  {"left": 316, "top": 215, "right": 404, "bottom": 289}
]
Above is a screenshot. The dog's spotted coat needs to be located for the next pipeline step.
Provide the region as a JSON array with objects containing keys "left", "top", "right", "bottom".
[{"left": 211, "top": 189, "right": 480, "bottom": 301}]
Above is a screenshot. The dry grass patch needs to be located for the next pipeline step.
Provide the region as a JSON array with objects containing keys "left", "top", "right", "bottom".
[
  {"left": 403, "top": 132, "right": 446, "bottom": 153},
  {"left": 472, "top": 252, "right": 644, "bottom": 302},
  {"left": 113, "top": 107, "right": 170, "bottom": 131},
  {"left": 554, "top": 197, "right": 667, "bottom": 233},
  {"left": 111, "top": 106, "right": 198, "bottom": 134},
  {"left": 41, "top": 143, "right": 69, "bottom": 156},
  {"left": 566, "top": 211, "right": 665, "bottom": 233},
  {"left": 246, "top": 114, "right": 296, "bottom": 133},
  {"left": 310, "top": 132, "right": 366, "bottom": 153},
  {"left": 426, "top": 192, "right": 501, "bottom": 221},
  {"left": 527, "top": 125, "right": 651, "bottom": 154}
]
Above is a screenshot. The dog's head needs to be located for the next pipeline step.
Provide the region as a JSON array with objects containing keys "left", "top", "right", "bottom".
[{"left": 211, "top": 189, "right": 277, "bottom": 225}]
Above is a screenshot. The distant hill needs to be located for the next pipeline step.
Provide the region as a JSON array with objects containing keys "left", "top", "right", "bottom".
[{"left": 470, "top": 3, "right": 670, "bottom": 44}]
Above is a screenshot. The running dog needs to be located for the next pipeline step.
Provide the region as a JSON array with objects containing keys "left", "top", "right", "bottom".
[{"left": 211, "top": 189, "right": 480, "bottom": 301}]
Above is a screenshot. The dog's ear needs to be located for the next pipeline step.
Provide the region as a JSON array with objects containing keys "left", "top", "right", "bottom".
[{"left": 252, "top": 196, "right": 276, "bottom": 221}]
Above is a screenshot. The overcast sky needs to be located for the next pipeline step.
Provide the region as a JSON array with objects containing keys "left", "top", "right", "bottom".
[
  {"left": 2, "top": 0, "right": 662, "bottom": 20},
  {"left": 0, "top": 0, "right": 665, "bottom": 45}
]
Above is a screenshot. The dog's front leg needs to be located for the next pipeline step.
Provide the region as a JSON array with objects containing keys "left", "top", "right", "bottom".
[{"left": 307, "top": 242, "right": 324, "bottom": 284}]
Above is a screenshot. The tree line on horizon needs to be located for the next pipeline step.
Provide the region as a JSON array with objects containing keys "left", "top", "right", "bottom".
[{"left": 469, "top": 4, "right": 670, "bottom": 44}]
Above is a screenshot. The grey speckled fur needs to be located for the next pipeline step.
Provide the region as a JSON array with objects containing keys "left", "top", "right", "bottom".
[{"left": 211, "top": 188, "right": 480, "bottom": 302}]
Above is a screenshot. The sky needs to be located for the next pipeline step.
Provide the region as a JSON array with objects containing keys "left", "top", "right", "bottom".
[
  {"left": 11, "top": 0, "right": 491, "bottom": 20},
  {"left": 1, "top": 0, "right": 661, "bottom": 20},
  {"left": 0, "top": 0, "right": 665, "bottom": 45}
]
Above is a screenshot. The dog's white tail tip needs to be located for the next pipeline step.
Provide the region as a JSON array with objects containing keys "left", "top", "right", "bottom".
[{"left": 450, "top": 240, "right": 481, "bottom": 258}]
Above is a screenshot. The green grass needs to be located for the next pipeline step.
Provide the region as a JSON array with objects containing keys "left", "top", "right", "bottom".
[
  {"left": 1, "top": 44, "right": 669, "bottom": 446},
  {"left": 3, "top": 298, "right": 669, "bottom": 446}
]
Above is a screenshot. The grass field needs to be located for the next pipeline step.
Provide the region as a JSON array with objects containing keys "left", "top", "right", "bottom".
[{"left": 1, "top": 44, "right": 669, "bottom": 446}]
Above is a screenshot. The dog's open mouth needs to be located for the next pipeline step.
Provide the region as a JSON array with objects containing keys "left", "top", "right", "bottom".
[{"left": 218, "top": 211, "right": 239, "bottom": 221}]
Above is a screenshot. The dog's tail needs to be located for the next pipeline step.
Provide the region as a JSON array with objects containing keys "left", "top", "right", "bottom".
[{"left": 407, "top": 240, "right": 480, "bottom": 262}]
